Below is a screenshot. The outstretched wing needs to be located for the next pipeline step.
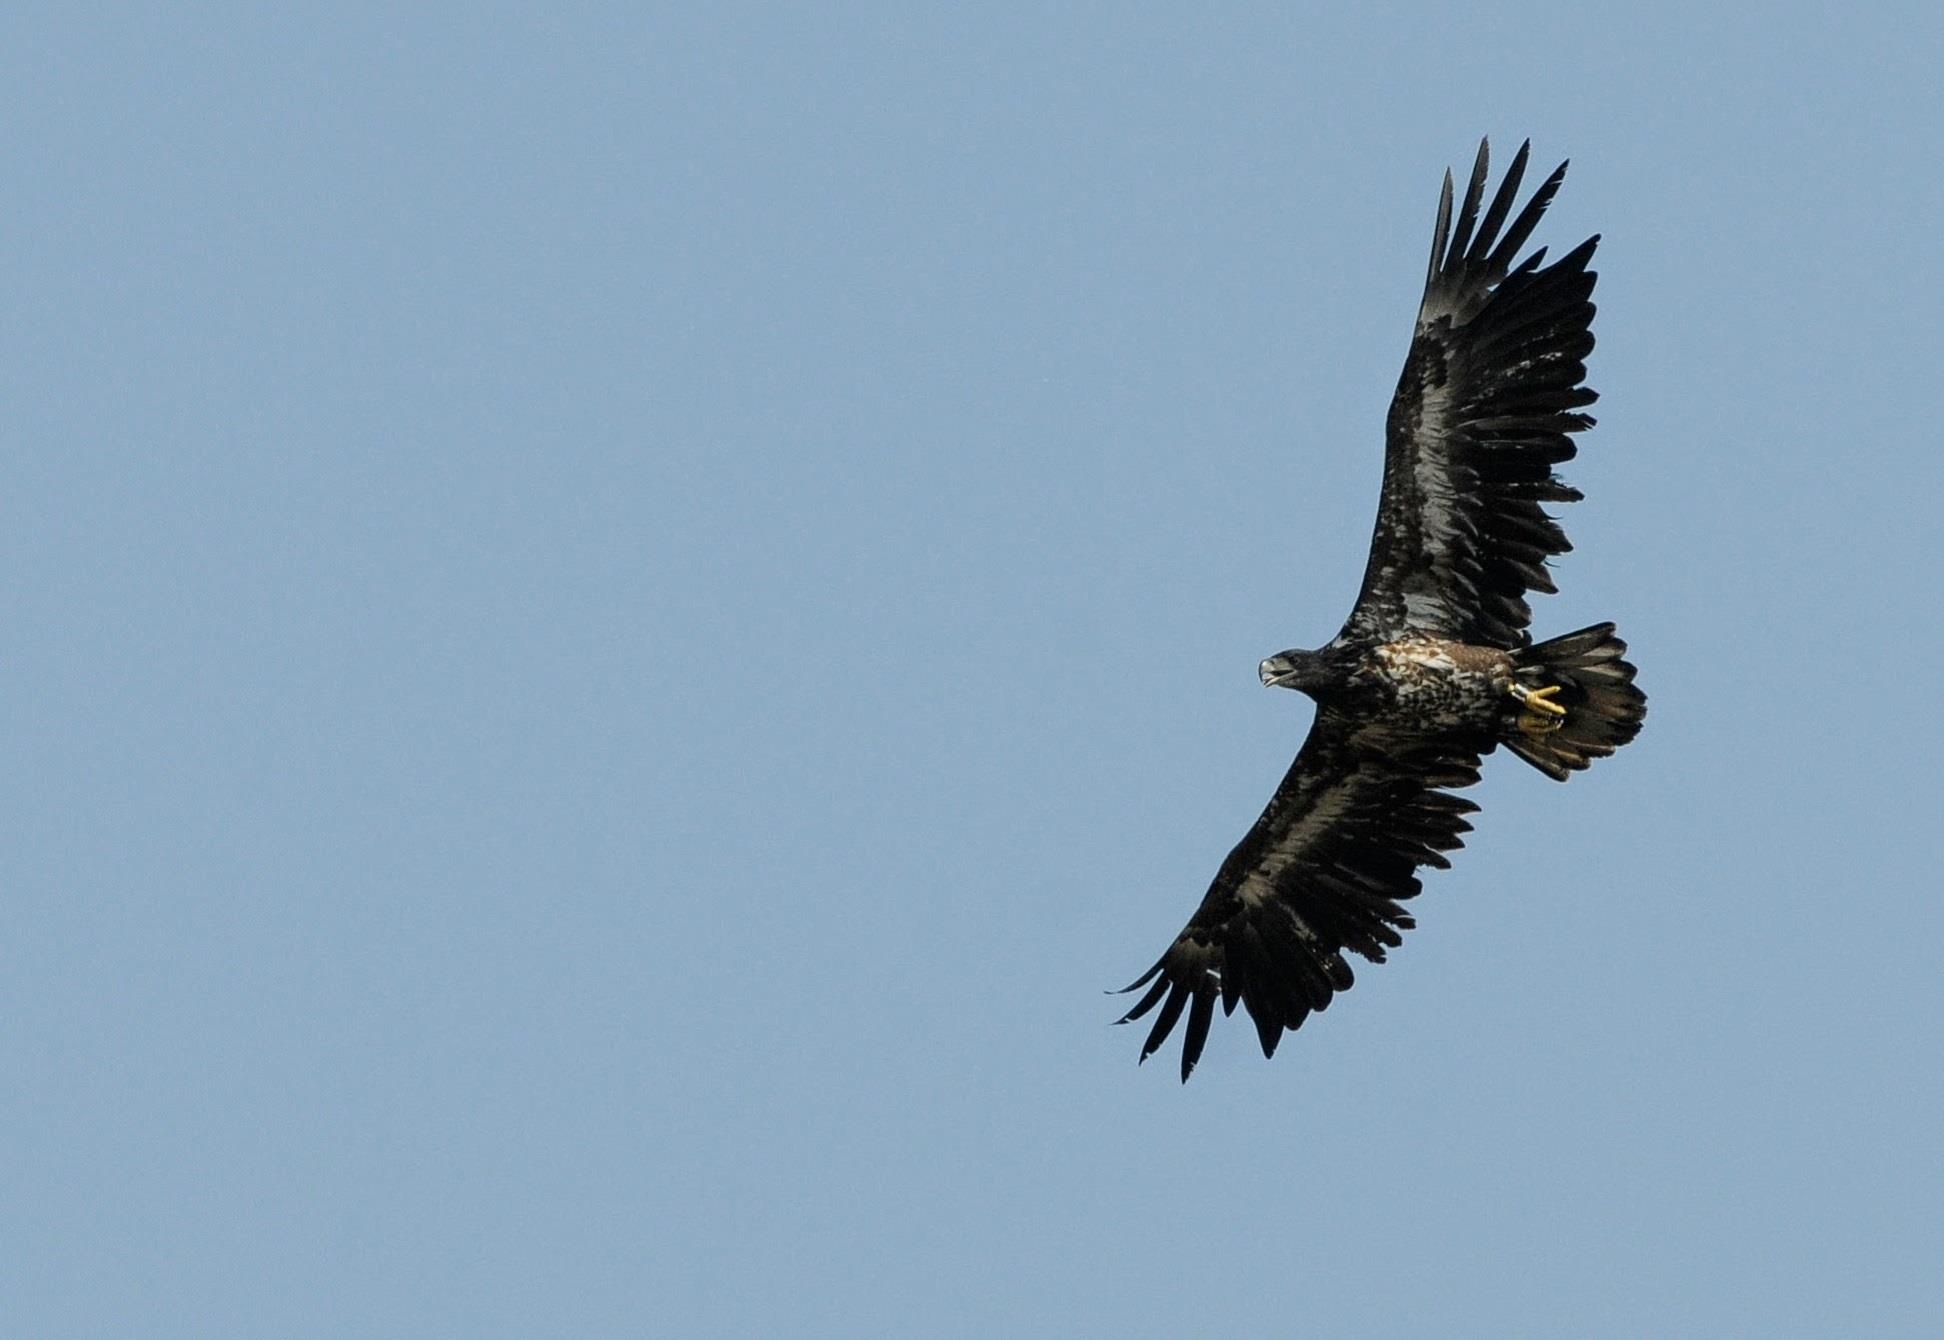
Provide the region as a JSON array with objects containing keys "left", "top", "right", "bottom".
[
  {"left": 1343, "top": 140, "right": 1600, "bottom": 650},
  {"left": 1117, "top": 713, "right": 1486, "bottom": 1081}
]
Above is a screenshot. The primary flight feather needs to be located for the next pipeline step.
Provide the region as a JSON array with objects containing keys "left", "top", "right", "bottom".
[{"left": 1117, "top": 140, "right": 1646, "bottom": 1081}]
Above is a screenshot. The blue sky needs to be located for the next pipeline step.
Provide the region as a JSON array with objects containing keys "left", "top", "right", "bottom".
[{"left": 7, "top": 4, "right": 1943, "bottom": 1336}]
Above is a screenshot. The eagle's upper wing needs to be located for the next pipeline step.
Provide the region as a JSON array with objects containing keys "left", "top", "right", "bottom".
[
  {"left": 1117, "top": 712, "right": 1487, "bottom": 1081},
  {"left": 1342, "top": 140, "right": 1600, "bottom": 650}
]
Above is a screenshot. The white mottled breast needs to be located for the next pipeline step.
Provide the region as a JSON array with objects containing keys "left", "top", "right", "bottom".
[
  {"left": 1366, "top": 638, "right": 1508, "bottom": 727},
  {"left": 1372, "top": 639, "right": 1459, "bottom": 689},
  {"left": 1375, "top": 640, "right": 1457, "bottom": 671}
]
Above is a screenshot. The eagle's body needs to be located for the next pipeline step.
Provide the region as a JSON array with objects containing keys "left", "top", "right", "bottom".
[
  {"left": 1119, "top": 142, "right": 1646, "bottom": 1080},
  {"left": 1357, "top": 639, "right": 1517, "bottom": 730}
]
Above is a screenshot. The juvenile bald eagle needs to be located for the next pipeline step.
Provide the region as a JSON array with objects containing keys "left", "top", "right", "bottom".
[{"left": 1118, "top": 140, "right": 1646, "bottom": 1080}]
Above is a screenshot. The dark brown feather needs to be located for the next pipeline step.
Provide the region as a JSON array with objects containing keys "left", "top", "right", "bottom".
[
  {"left": 1116, "top": 713, "right": 1487, "bottom": 1079},
  {"left": 1344, "top": 140, "right": 1601, "bottom": 650}
]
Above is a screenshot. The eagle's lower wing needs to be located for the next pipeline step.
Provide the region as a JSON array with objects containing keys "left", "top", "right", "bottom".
[
  {"left": 1117, "top": 712, "right": 1486, "bottom": 1080},
  {"left": 1342, "top": 140, "right": 1599, "bottom": 650}
]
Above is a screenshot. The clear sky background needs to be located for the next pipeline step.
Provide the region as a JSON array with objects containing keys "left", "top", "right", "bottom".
[{"left": 7, "top": 4, "right": 1942, "bottom": 1337}]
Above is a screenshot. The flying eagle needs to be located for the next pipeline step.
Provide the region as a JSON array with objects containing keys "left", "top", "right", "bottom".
[{"left": 1117, "top": 140, "right": 1646, "bottom": 1080}]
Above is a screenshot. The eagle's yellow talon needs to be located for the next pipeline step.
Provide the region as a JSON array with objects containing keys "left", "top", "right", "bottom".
[
  {"left": 1510, "top": 682, "right": 1568, "bottom": 736},
  {"left": 1510, "top": 682, "right": 1567, "bottom": 717}
]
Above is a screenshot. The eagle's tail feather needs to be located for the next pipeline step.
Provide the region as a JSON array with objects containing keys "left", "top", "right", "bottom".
[{"left": 1504, "top": 622, "right": 1645, "bottom": 781}]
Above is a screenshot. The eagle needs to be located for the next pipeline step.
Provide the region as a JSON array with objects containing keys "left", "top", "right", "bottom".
[{"left": 1117, "top": 140, "right": 1646, "bottom": 1080}]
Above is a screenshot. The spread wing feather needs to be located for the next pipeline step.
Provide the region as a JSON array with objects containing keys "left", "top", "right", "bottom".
[
  {"left": 1343, "top": 140, "right": 1600, "bottom": 649},
  {"left": 1117, "top": 713, "right": 1485, "bottom": 1081}
]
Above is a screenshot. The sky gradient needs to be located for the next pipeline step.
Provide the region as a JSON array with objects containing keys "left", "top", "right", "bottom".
[{"left": 7, "top": 4, "right": 1943, "bottom": 1336}]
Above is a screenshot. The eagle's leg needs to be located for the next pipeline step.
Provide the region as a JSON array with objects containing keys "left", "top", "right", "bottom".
[{"left": 1509, "top": 682, "right": 1567, "bottom": 736}]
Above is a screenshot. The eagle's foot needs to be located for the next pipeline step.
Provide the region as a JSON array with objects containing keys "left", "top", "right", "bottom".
[{"left": 1510, "top": 682, "right": 1567, "bottom": 736}]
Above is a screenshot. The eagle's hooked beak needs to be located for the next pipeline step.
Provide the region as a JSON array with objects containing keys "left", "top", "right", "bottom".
[{"left": 1259, "top": 651, "right": 1305, "bottom": 690}]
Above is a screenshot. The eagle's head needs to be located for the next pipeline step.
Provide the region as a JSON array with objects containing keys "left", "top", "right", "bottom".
[{"left": 1258, "top": 646, "right": 1338, "bottom": 695}]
